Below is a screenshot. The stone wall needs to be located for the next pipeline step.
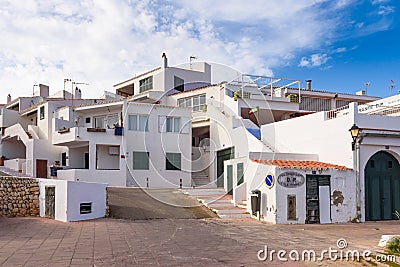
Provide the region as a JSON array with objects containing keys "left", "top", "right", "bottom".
[{"left": 0, "top": 177, "right": 40, "bottom": 217}]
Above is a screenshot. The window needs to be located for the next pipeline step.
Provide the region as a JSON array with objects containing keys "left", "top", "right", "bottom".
[
  {"left": 39, "top": 106, "right": 45, "bottom": 120},
  {"left": 107, "top": 115, "right": 119, "bottom": 128},
  {"left": 128, "top": 115, "right": 148, "bottom": 131},
  {"left": 139, "top": 76, "right": 153, "bottom": 93},
  {"left": 94, "top": 116, "right": 105, "bottom": 129},
  {"left": 174, "top": 76, "right": 184, "bottom": 92},
  {"left": 177, "top": 94, "right": 206, "bottom": 112},
  {"left": 166, "top": 117, "right": 181, "bottom": 132},
  {"left": 237, "top": 163, "right": 244, "bottom": 186},
  {"left": 132, "top": 152, "right": 149, "bottom": 170},
  {"left": 85, "top": 117, "right": 91, "bottom": 123},
  {"left": 166, "top": 153, "right": 181, "bottom": 170},
  {"left": 388, "top": 160, "right": 393, "bottom": 169},
  {"left": 61, "top": 152, "right": 67, "bottom": 166}
]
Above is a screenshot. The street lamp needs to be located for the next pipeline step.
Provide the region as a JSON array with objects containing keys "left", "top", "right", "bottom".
[{"left": 349, "top": 124, "right": 360, "bottom": 151}]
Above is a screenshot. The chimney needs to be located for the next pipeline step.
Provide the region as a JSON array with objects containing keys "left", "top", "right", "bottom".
[
  {"left": 34, "top": 84, "right": 49, "bottom": 97},
  {"left": 161, "top": 53, "right": 168, "bottom": 69},
  {"left": 74, "top": 87, "right": 82, "bottom": 99},
  {"left": 306, "top": 80, "right": 312, "bottom": 90},
  {"left": 7, "top": 94, "right": 11, "bottom": 104}
]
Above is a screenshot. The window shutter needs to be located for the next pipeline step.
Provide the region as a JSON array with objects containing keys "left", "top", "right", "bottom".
[
  {"left": 181, "top": 117, "right": 190, "bottom": 134},
  {"left": 159, "top": 115, "right": 166, "bottom": 132}
]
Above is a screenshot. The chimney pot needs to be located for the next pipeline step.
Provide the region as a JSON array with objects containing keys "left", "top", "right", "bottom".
[
  {"left": 306, "top": 80, "right": 312, "bottom": 90},
  {"left": 161, "top": 53, "right": 168, "bottom": 69},
  {"left": 7, "top": 94, "right": 11, "bottom": 104}
]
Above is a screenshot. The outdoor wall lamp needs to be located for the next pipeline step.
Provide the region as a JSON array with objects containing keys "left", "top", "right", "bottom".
[{"left": 349, "top": 124, "right": 360, "bottom": 151}]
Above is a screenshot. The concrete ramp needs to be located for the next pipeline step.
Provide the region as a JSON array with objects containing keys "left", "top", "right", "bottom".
[{"left": 107, "top": 187, "right": 217, "bottom": 220}]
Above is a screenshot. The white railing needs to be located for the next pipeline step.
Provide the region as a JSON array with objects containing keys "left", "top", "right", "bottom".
[{"left": 327, "top": 105, "right": 350, "bottom": 120}]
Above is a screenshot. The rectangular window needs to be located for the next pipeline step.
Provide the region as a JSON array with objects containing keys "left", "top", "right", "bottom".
[
  {"left": 177, "top": 94, "right": 206, "bottom": 112},
  {"left": 139, "top": 76, "right": 153, "bottom": 93},
  {"left": 128, "top": 115, "right": 148, "bottom": 131},
  {"left": 174, "top": 76, "right": 184, "bottom": 92},
  {"left": 237, "top": 163, "right": 244, "bottom": 186},
  {"left": 177, "top": 99, "right": 185, "bottom": 107},
  {"left": 61, "top": 152, "right": 67, "bottom": 166},
  {"left": 85, "top": 117, "right": 91, "bottom": 123},
  {"left": 132, "top": 152, "right": 149, "bottom": 170},
  {"left": 94, "top": 116, "right": 105, "bottom": 129},
  {"left": 166, "top": 117, "right": 181, "bottom": 132},
  {"left": 166, "top": 153, "right": 181, "bottom": 170},
  {"left": 388, "top": 160, "right": 393, "bottom": 169},
  {"left": 106, "top": 115, "right": 119, "bottom": 128},
  {"left": 40, "top": 106, "right": 45, "bottom": 120}
]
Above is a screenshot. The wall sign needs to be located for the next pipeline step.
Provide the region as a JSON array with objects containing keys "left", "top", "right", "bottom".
[
  {"left": 278, "top": 172, "right": 305, "bottom": 188},
  {"left": 265, "top": 173, "right": 275, "bottom": 189}
]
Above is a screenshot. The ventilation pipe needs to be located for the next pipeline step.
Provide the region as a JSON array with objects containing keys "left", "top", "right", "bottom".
[
  {"left": 306, "top": 80, "right": 312, "bottom": 90},
  {"left": 6, "top": 94, "right": 11, "bottom": 104},
  {"left": 74, "top": 87, "right": 82, "bottom": 99},
  {"left": 161, "top": 53, "right": 168, "bottom": 69}
]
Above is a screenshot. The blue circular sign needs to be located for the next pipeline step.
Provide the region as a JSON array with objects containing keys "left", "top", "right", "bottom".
[{"left": 265, "top": 174, "right": 275, "bottom": 188}]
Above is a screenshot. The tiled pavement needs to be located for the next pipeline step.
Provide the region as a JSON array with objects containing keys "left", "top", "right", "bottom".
[{"left": 0, "top": 217, "right": 400, "bottom": 266}]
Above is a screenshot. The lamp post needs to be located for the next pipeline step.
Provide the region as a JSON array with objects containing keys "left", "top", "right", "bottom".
[{"left": 349, "top": 123, "right": 361, "bottom": 220}]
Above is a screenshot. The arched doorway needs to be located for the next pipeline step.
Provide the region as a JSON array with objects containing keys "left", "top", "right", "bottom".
[{"left": 365, "top": 151, "right": 400, "bottom": 220}]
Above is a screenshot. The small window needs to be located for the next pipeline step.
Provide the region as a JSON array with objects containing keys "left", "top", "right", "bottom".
[
  {"left": 133, "top": 152, "right": 149, "bottom": 170},
  {"left": 94, "top": 116, "right": 105, "bottom": 129},
  {"left": 128, "top": 115, "right": 148, "bottom": 131},
  {"left": 174, "top": 76, "right": 184, "bottom": 92},
  {"left": 388, "top": 161, "right": 393, "bottom": 169},
  {"left": 61, "top": 152, "right": 67, "bottom": 166},
  {"left": 166, "top": 153, "right": 181, "bottom": 170},
  {"left": 85, "top": 117, "right": 91, "bottom": 123},
  {"left": 139, "top": 76, "right": 153, "bottom": 93},
  {"left": 80, "top": 203, "right": 92, "bottom": 214},
  {"left": 39, "top": 106, "right": 45, "bottom": 120},
  {"left": 166, "top": 117, "right": 180, "bottom": 133},
  {"left": 370, "top": 160, "right": 375, "bottom": 168}
]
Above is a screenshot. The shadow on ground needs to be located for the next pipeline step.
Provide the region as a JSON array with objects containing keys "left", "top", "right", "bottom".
[{"left": 107, "top": 187, "right": 218, "bottom": 220}]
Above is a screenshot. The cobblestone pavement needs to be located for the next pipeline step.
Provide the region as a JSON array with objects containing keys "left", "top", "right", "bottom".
[{"left": 0, "top": 217, "right": 399, "bottom": 266}]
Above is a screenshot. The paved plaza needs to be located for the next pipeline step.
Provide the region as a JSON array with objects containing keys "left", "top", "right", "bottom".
[{"left": 0, "top": 216, "right": 399, "bottom": 266}]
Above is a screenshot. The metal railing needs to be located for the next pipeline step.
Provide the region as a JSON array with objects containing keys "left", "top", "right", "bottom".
[{"left": 327, "top": 105, "right": 350, "bottom": 120}]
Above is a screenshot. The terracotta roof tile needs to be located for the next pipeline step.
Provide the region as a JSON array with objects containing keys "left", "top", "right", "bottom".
[{"left": 251, "top": 159, "right": 351, "bottom": 171}]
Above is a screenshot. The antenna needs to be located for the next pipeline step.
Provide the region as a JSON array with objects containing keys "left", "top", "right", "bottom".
[
  {"left": 364, "top": 82, "right": 371, "bottom": 95},
  {"left": 189, "top": 56, "right": 197, "bottom": 69},
  {"left": 389, "top": 80, "right": 396, "bottom": 96}
]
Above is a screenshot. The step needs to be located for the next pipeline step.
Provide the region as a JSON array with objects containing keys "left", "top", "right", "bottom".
[
  {"left": 214, "top": 209, "right": 249, "bottom": 214},
  {"left": 237, "top": 204, "right": 247, "bottom": 209},
  {"left": 219, "top": 213, "right": 251, "bottom": 219}
]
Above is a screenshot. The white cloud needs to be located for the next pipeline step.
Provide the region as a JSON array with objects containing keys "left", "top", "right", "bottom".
[
  {"left": 378, "top": 5, "right": 395, "bottom": 15},
  {"left": 299, "top": 53, "right": 329, "bottom": 67},
  {"left": 0, "top": 0, "right": 394, "bottom": 99},
  {"left": 372, "top": 0, "right": 389, "bottom": 5}
]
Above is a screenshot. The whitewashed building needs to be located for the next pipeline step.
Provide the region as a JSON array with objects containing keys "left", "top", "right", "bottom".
[{"left": 2, "top": 53, "right": 399, "bottom": 224}]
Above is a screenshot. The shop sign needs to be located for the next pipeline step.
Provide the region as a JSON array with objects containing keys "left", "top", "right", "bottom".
[{"left": 277, "top": 172, "right": 305, "bottom": 188}]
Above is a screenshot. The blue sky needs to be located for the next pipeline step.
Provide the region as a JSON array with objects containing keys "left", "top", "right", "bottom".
[{"left": 0, "top": 0, "right": 398, "bottom": 99}]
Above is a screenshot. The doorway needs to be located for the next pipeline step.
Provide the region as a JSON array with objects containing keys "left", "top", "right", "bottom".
[
  {"left": 365, "top": 151, "right": 400, "bottom": 220},
  {"left": 45, "top": 186, "right": 55, "bottom": 219},
  {"left": 216, "top": 147, "right": 235, "bottom": 188},
  {"left": 306, "top": 175, "right": 331, "bottom": 224},
  {"left": 36, "top": 159, "right": 48, "bottom": 178}
]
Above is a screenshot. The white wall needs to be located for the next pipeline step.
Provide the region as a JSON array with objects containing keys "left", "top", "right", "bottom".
[
  {"left": 124, "top": 103, "right": 192, "bottom": 188},
  {"left": 96, "top": 145, "right": 120, "bottom": 170}
]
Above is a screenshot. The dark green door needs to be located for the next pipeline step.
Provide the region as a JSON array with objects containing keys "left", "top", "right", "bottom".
[
  {"left": 216, "top": 147, "right": 235, "bottom": 188},
  {"left": 365, "top": 151, "right": 400, "bottom": 221}
]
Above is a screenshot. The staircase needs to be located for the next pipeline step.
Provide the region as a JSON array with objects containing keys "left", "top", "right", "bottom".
[
  {"left": 191, "top": 170, "right": 211, "bottom": 187},
  {"left": 183, "top": 188, "right": 250, "bottom": 219}
]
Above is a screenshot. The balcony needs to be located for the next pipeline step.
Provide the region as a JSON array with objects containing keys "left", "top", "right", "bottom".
[{"left": 53, "top": 126, "right": 123, "bottom": 146}]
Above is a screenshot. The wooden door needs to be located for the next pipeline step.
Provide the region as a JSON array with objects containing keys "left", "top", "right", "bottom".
[{"left": 36, "top": 159, "right": 48, "bottom": 178}]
